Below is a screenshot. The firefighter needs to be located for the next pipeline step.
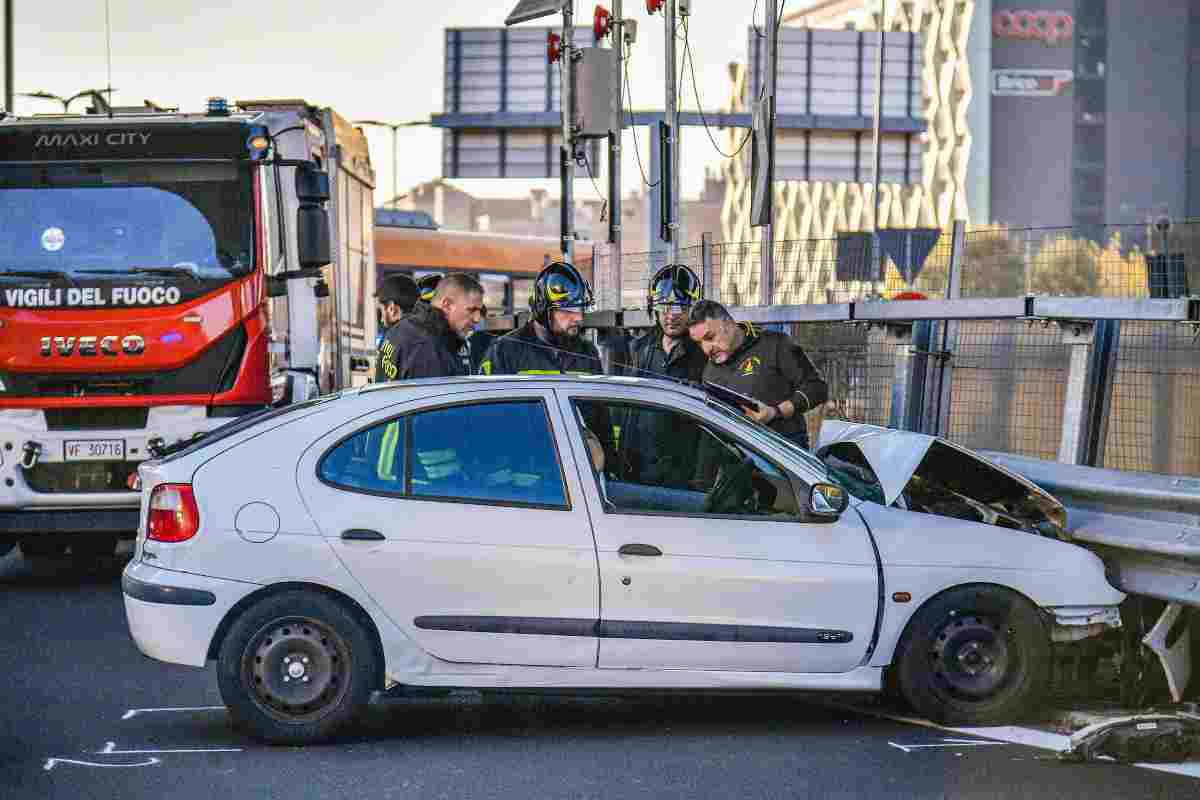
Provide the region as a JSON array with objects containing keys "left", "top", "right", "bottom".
[
  {"left": 478, "top": 261, "right": 602, "bottom": 377},
  {"left": 687, "top": 299, "right": 828, "bottom": 449},
  {"left": 373, "top": 274, "right": 419, "bottom": 375},
  {"left": 376, "top": 273, "right": 485, "bottom": 381},
  {"left": 419, "top": 272, "right": 494, "bottom": 372},
  {"left": 624, "top": 264, "right": 708, "bottom": 383},
  {"left": 614, "top": 264, "right": 708, "bottom": 487}
]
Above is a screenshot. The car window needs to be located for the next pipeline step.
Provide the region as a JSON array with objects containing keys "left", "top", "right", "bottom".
[
  {"left": 319, "top": 419, "right": 405, "bottom": 494},
  {"left": 408, "top": 400, "right": 568, "bottom": 508},
  {"left": 573, "top": 399, "right": 800, "bottom": 520}
]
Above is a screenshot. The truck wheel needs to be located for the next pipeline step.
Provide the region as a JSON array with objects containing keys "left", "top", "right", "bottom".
[
  {"left": 895, "top": 586, "right": 1049, "bottom": 726},
  {"left": 216, "top": 591, "right": 379, "bottom": 745}
]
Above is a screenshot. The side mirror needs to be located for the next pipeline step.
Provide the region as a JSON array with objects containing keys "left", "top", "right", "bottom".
[
  {"left": 297, "top": 205, "right": 331, "bottom": 269},
  {"left": 295, "top": 163, "right": 331, "bottom": 202},
  {"left": 809, "top": 482, "right": 849, "bottom": 521}
]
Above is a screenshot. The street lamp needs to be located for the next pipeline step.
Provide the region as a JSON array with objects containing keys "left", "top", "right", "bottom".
[
  {"left": 19, "top": 88, "right": 116, "bottom": 114},
  {"left": 353, "top": 119, "right": 430, "bottom": 209}
]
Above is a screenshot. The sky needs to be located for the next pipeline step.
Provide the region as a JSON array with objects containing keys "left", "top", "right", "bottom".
[{"left": 2, "top": 1, "right": 780, "bottom": 205}]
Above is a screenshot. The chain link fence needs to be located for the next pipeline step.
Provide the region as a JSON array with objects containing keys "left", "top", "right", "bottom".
[
  {"left": 594, "top": 221, "right": 1200, "bottom": 312},
  {"left": 1102, "top": 321, "right": 1200, "bottom": 476}
]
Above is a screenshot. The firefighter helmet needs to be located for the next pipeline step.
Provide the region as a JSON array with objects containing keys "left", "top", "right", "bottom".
[
  {"left": 646, "top": 264, "right": 703, "bottom": 315},
  {"left": 529, "top": 261, "right": 594, "bottom": 325},
  {"left": 416, "top": 274, "right": 442, "bottom": 304}
]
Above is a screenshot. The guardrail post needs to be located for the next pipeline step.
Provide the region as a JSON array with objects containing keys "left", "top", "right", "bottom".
[
  {"left": 886, "top": 324, "right": 915, "bottom": 430},
  {"left": 906, "top": 320, "right": 933, "bottom": 432},
  {"left": 701, "top": 232, "right": 715, "bottom": 299},
  {"left": 1057, "top": 321, "right": 1096, "bottom": 465},
  {"left": 931, "top": 220, "right": 966, "bottom": 436},
  {"left": 1083, "top": 319, "right": 1120, "bottom": 467}
]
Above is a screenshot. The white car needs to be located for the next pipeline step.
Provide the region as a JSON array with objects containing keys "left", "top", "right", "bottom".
[{"left": 122, "top": 376, "right": 1124, "bottom": 744}]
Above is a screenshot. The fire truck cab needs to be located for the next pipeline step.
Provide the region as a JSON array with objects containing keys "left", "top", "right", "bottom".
[{"left": 0, "top": 98, "right": 376, "bottom": 559}]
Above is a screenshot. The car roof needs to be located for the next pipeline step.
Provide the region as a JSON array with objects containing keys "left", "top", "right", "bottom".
[{"left": 355, "top": 374, "right": 709, "bottom": 401}]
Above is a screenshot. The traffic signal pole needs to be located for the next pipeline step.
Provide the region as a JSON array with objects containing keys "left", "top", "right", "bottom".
[
  {"left": 609, "top": 0, "right": 624, "bottom": 303},
  {"left": 560, "top": 2, "right": 576, "bottom": 263}
]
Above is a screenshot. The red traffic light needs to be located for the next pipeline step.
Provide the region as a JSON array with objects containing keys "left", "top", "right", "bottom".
[
  {"left": 594, "top": 6, "right": 612, "bottom": 41},
  {"left": 646, "top": 0, "right": 663, "bottom": 13},
  {"left": 548, "top": 32, "right": 563, "bottom": 63}
]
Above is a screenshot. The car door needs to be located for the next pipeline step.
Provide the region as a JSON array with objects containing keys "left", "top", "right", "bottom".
[
  {"left": 298, "top": 390, "right": 600, "bottom": 667},
  {"left": 559, "top": 388, "right": 878, "bottom": 674}
]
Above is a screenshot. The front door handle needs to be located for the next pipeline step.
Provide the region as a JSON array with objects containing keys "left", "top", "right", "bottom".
[
  {"left": 618, "top": 543, "right": 662, "bottom": 557},
  {"left": 341, "top": 529, "right": 385, "bottom": 541}
]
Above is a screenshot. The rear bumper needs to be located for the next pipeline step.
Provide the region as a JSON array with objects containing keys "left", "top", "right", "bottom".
[
  {"left": 122, "top": 561, "right": 259, "bottom": 668},
  {"left": 0, "top": 406, "right": 231, "bottom": 520}
]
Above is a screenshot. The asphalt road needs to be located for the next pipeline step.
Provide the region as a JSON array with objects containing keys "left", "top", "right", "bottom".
[{"left": 1, "top": 547, "right": 1195, "bottom": 800}]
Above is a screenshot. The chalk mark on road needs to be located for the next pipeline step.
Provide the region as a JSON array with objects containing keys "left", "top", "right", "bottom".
[
  {"left": 121, "top": 706, "right": 226, "bottom": 720},
  {"left": 44, "top": 757, "right": 160, "bottom": 771},
  {"left": 99, "top": 741, "right": 242, "bottom": 755}
]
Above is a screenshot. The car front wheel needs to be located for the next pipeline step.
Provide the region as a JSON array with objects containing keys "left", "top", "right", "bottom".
[
  {"left": 217, "top": 591, "right": 379, "bottom": 745},
  {"left": 895, "top": 586, "right": 1049, "bottom": 726}
]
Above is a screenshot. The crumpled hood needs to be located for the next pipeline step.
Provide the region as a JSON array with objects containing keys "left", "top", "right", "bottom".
[{"left": 816, "top": 420, "right": 935, "bottom": 506}]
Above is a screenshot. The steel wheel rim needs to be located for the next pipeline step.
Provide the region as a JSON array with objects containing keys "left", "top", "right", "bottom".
[
  {"left": 242, "top": 616, "right": 352, "bottom": 724},
  {"left": 928, "top": 614, "right": 1014, "bottom": 701}
]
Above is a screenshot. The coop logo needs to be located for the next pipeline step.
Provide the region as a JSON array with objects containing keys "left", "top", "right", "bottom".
[
  {"left": 991, "top": 69, "right": 1074, "bottom": 97},
  {"left": 993, "top": 10, "right": 1074, "bottom": 45}
]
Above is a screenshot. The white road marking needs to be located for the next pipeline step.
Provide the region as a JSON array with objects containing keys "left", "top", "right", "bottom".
[
  {"left": 889, "top": 738, "right": 1011, "bottom": 753},
  {"left": 99, "top": 741, "right": 242, "bottom": 755},
  {"left": 121, "top": 706, "right": 226, "bottom": 720},
  {"left": 44, "top": 757, "right": 160, "bottom": 771}
]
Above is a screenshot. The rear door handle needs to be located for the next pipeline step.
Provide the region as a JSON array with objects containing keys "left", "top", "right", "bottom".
[
  {"left": 341, "top": 529, "right": 385, "bottom": 541},
  {"left": 618, "top": 543, "right": 662, "bottom": 557}
]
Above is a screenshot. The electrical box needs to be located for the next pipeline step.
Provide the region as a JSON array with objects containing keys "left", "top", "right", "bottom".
[{"left": 572, "top": 47, "right": 619, "bottom": 138}]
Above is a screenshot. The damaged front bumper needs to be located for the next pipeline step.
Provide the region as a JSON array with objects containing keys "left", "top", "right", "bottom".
[{"left": 1047, "top": 605, "right": 1123, "bottom": 643}]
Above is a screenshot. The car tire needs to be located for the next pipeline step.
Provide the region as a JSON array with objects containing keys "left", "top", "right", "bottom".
[
  {"left": 895, "top": 585, "right": 1049, "bottom": 726},
  {"left": 217, "top": 591, "right": 379, "bottom": 745}
]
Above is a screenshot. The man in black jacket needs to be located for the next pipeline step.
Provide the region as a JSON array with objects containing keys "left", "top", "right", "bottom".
[
  {"left": 374, "top": 274, "right": 419, "bottom": 355},
  {"left": 376, "top": 273, "right": 485, "bottom": 381},
  {"left": 478, "top": 262, "right": 602, "bottom": 377},
  {"left": 688, "top": 300, "right": 828, "bottom": 449},
  {"left": 616, "top": 264, "right": 709, "bottom": 487}
]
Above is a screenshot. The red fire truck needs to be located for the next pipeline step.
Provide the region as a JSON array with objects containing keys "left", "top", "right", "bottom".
[{"left": 0, "top": 97, "right": 377, "bottom": 560}]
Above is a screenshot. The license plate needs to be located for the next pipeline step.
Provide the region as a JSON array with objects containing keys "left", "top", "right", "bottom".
[{"left": 63, "top": 439, "right": 126, "bottom": 461}]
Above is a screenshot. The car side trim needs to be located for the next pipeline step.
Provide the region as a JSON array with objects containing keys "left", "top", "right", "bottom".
[
  {"left": 122, "top": 574, "right": 217, "bottom": 606},
  {"left": 414, "top": 616, "right": 852, "bottom": 644}
]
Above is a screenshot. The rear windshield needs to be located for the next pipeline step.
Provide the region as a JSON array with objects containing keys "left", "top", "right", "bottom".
[{"left": 158, "top": 394, "right": 340, "bottom": 463}]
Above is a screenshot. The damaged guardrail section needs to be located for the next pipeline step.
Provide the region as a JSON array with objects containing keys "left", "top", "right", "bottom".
[{"left": 986, "top": 452, "right": 1200, "bottom": 702}]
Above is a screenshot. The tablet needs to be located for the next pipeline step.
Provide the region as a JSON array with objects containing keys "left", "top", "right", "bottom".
[{"left": 703, "top": 380, "right": 763, "bottom": 411}]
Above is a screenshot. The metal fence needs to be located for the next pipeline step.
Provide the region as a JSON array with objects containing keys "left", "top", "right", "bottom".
[
  {"left": 580, "top": 221, "right": 1200, "bottom": 479},
  {"left": 592, "top": 220, "right": 1200, "bottom": 309}
]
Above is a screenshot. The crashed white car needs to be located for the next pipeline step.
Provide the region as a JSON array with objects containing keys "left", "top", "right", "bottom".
[{"left": 121, "top": 377, "right": 1123, "bottom": 745}]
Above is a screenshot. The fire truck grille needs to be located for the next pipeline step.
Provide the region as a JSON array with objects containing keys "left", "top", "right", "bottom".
[
  {"left": 23, "top": 461, "right": 140, "bottom": 494},
  {"left": 44, "top": 407, "right": 150, "bottom": 431}
]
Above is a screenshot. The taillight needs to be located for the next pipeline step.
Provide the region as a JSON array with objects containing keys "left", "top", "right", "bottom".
[{"left": 146, "top": 483, "right": 200, "bottom": 543}]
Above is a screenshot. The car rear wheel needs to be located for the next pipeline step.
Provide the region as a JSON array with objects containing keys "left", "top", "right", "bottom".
[
  {"left": 895, "top": 586, "right": 1049, "bottom": 726},
  {"left": 217, "top": 591, "right": 379, "bottom": 745}
]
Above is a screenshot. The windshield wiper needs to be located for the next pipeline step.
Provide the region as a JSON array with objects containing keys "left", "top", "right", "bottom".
[
  {"left": 74, "top": 266, "right": 200, "bottom": 282},
  {"left": 0, "top": 269, "right": 77, "bottom": 285}
]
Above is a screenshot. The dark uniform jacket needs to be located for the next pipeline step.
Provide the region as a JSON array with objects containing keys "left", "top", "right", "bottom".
[
  {"left": 478, "top": 321, "right": 602, "bottom": 376},
  {"left": 375, "top": 303, "right": 468, "bottom": 382},
  {"left": 702, "top": 323, "right": 828, "bottom": 449},
  {"left": 624, "top": 327, "right": 708, "bottom": 384},
  {"left": 615, "top": 328, "right": 709, "bottom": 487}
]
